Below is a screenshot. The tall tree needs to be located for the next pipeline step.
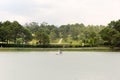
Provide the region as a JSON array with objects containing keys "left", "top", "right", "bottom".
[{"left": 10, "top": 21, "right": 24, "bottom": 43}]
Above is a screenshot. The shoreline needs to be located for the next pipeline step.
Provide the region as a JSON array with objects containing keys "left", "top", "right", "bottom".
[{"left": 0, "top": 47, "right": 120, "bottom": 52}]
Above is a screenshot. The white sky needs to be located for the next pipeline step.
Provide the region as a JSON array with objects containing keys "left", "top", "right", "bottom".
[{"left": 0, "top": 0, "right": 120, "bottom": 26}]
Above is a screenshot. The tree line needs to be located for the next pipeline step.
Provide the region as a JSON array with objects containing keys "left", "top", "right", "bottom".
[
  {"left": 25, "top": 22, "right": 105, "bottom": 46},
  {"left": 0, "top": 20, "right": 120, "bottom": 47}
]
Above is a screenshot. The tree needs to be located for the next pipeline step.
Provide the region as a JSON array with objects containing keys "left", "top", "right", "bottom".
[
  {"left": 0, "top": 26, "right": 8, "bottom": 42},
  {"left": 22, "top": 28, "right": 32, "bottom": 44},
  {"left": 25, "top": 22, "right": 39, "bottom": 34},
  {"left": 100, "top": 27, "right": 118, "bottom": 45},
  {"left": 35, "top": 32, "right": 50, "bottom": 45},
  {"left": 0, "top": 21, "right": 12, "bottom": 43},
  {"left": 9, "top": 21, "right": 24, "bottom": 43},
  {"left": 112, "top": 33, "right": 120, "bottom": 47},
  {"left": 108, "top": 20, "right": 120, "bottom": 32},
  {"left": 49, "top": 31, "right": 57, "bottom": 42},
  {"left": 0, "top": 21, "right": 32, "bottom": 44},
  {"left": 100, "top": 20, "right": 120, "bottom": 47}
]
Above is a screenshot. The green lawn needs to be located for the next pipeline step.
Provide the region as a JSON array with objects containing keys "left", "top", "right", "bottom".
[{"left": 0, "top": 47, "right": 119, "bottom": 52}]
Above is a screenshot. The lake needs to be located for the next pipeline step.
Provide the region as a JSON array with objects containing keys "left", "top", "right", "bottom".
[{"left": 0, "top": 52, "right": 120, "bottom": 80}]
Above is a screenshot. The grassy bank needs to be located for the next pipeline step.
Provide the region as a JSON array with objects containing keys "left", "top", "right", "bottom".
[{"left": 0, "top": 47, "right": 119, "bottom": 52}]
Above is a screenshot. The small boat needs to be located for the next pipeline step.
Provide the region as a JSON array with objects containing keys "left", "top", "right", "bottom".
[
  {"left": 59, "top": 50, "right": 62, "bottom": 54},
  {"left": 56, "top": 49, "right": 62, "bottom": 55}
]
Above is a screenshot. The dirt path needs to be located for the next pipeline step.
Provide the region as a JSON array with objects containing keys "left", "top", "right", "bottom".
[{"left": 58, "top": 38, "right": 63, "bottom": 44}]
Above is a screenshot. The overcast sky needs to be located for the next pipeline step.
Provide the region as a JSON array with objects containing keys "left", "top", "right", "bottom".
[{"left": 0, "top": 0, "right": 120, "bottom": 26}]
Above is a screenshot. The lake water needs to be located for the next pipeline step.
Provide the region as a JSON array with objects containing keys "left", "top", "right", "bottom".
[{"left": 0, "top": 52, "right": 120, "bottom": 80}]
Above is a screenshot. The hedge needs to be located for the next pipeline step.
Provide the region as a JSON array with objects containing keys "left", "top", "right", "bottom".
[{"left": 0, "top": 43, "right": 92, "bottom": 48}]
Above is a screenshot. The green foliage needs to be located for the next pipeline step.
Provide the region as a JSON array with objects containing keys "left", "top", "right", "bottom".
[
  {"left": 25, "top": 22, "right": 105, "bottom": 47},
  {"left": 111, "top": 33, "right": 120, "bottom": 47},
  {"left": 16, "top": 38, "right": 23, "bottom": 44},
  {"left": 25, "top": 22, "right": 39, "bottom": 33},
  {"left": 0, "top": 21, "right": 32, "bottom": 44},
  {"left": 100, "top": 28, "right": 118, "bottom": 44},
  {"left": 0, "top": 26, "right": 8, "bottom": 42},
  {"left": 35, "top": 32, "right": 50, "bottom": 45},
  {"left": 59, "top": 24, "right": 105, "bottom": 46},
  {"left": 22, "top": 28, "right": 33, "bottom": 43},
  {"left": 100, "top": 20, "right": 120, "bottom": 47},
  {"left": 26, "top": 22, "right": 59, "bottom": 42},
  {"left": 108, "top": 20, "right": 120, "bottom": 32},
  {"left": 1, "top": 20, "right": 120, "bottom": 48}
]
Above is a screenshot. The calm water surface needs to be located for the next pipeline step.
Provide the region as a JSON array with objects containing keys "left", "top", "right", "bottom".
[{"left": 0, "top": 52, "right": 120, "bottom": 80}]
